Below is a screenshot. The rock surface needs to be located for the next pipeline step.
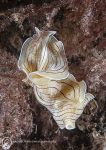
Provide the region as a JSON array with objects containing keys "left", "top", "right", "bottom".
[{"left": 0, "top": 0, "right": 106, "bottom": 149}]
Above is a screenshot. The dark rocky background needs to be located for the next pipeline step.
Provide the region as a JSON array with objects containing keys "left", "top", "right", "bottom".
[{"left": 0, "top": 0, "right": 106, "bottom": 149}]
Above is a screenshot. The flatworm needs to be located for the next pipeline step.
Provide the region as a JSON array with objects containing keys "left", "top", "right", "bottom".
[{"left": 18, "top": 27, "right": 94, "bottom": 130}]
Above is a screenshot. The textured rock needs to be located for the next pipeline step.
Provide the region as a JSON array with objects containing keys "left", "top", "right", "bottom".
[
  {"left": 0, "top": 0, "right": 106, "bottom": 149},
  {"left": 0, "top": 49, "right": 33, "bottom": 148}
]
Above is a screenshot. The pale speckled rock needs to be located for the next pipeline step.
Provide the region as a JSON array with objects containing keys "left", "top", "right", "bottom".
[{"left": 0, "top": 49, "right": 33, "bottom": 146}]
